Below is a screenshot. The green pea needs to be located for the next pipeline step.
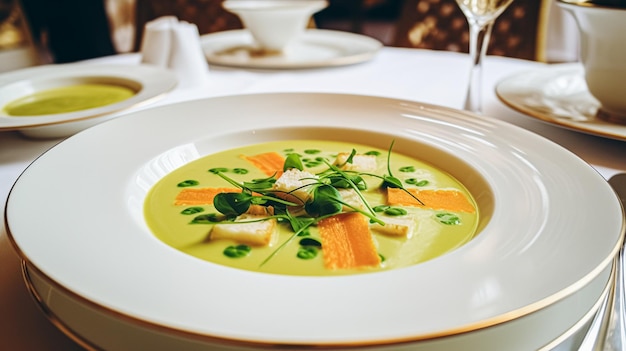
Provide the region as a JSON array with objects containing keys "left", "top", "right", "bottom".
[
  {"left": 373, "top": 205, "right": 390, "bottom": 212},
  {"left": 385, "top": 207, "right": 407, "bottom": 216},
  {"left": 224, "top": 245, "right": 251, "bottom": 258},
  {"left": 299, "top": 238, "right": 322, "bottom": 247},
  {"left": 191, "top": 213, "right": 221, "bottom": 224},
  {"left": 436, "top": 213, "right": 461, "bottom": 225},
  {"left": 181, "top": 207, "right": 204, "bottom": 215},
  {"left": 177, "top": 179, "right": 199, "bottom": 187},
  {"left": 208, "top": 167, "right": 228, "bottom": 174},
  {"left": 297, "top": 246, "right": 318, "bottom": 259}
]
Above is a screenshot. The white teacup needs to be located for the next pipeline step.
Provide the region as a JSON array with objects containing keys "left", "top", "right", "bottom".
[
  {"left": 222, "top": 0, "right": 328, "bottom": 53},
  {"left": 558, "top": 0, "right": 626, "bottom": 121}
]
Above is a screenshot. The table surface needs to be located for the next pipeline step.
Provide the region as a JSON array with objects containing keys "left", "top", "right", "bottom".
[{"left": 2, "top": 46, "right": 625, "bottom": 350}]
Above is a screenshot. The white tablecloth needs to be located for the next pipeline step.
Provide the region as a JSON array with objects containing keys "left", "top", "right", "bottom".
[{"left": 2, "top": 47, "right": 625, "bottom": 350}]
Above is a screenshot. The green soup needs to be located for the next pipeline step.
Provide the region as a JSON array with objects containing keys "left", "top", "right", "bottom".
[
  {"left": 3, "top": 84, "right": 135, "bottom": 116},
  {"left": 144, "top": 140, "right": 479, "bottom": 276}
]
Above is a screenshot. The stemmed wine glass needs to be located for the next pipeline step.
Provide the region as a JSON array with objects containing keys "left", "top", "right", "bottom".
[{"left": 456, "top": 0, "right": 514, "bottom": 113}]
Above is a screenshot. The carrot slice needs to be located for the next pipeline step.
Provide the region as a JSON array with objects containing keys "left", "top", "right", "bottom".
[
  {"left": 241, "top": 152, "right": 285, "bottom": 177},
  {"left": 318, "top": 213, "right": 381, "bottom": 270},
  {"left": 387, "top": 188, "right": 475, "bottom": 213},
  {"left": 174, "top": 187, "right": 240, "bottom": 206}
]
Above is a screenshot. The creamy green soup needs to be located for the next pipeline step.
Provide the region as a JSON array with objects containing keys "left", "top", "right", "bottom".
[
  {"left": 144, "top": 140, "right": 479, "bottom": 276},
  {"left": 3, "top": 84, "right": 135, "bottom": 116}
]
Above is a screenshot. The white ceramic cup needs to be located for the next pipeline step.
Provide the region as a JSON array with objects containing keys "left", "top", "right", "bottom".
[
  {"left": 558, "top": 0, "right": 626, "bottom": 120},
  {"left": 222, "top": 0, "right": 328, "bottom": 53}
]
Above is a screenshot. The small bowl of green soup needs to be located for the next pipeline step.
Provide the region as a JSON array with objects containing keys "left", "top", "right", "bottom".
[
  {"left": 0, "top": 76, "right": 140, "bottom": 138},
  {"left": 0, "top": 64, "right": 178, "bottom": 138},
  {"left": 3, "top": 83, "right": 136, "bottom": 116}
]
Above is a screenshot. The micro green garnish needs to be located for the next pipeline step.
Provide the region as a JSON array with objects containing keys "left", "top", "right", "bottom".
[
  {"left": 365, "top": 150, "right": 381, "bottom": 156},
  {"left": 284, "top": 153, "right": 304, "bottom": 171},
  {"left": 232, "top": 168, "right": 249, "bottom": 174},
  {"left": 177, "top": 179, "right": 199, "bottom": 187},
  {"left": 204, "top": 141, "right": 424, "bottom": 266},
  {"left": 181, "top": 207, "right": 204, "bottom": 215},
  {"left": 304, "top": 149, "right": 321, "bottom": 154},
  {"left": 211, "top": 171, "right": 299, "bottom": 217},
  {"left": 399, "top": 166, "right": 416, "bottom": 172},
  {"left": 436, "top": 213, "right": 461, "bottom": 225},
  {"left": 223, "top": 244, "right": 251, "bottom": 258},
  {"left": 360, "top": 140, "right": 424, "bottom": 206}
]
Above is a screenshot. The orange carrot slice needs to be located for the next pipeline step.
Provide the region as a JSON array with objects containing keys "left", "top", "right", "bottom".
[
  {"left": 318, "top": 213, "right": 381, "bottom": 270},
  {"left": 241, "top": 152, "right": 285, "bottom": 177},
  {"left": 387, "top": 188, "right": 475, "bottom": 213},
  {"left": 174, "top": 187, "right": 240, "bottom": 206}
]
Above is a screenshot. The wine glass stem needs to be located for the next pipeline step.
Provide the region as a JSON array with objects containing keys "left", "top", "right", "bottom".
[{"left": 464, "top": 21, "right": 494, "bottom": 114}]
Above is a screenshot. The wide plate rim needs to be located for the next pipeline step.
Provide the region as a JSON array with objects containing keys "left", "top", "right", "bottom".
[{"left": 495, "top": 63, "right": 626, "bottom": 141}]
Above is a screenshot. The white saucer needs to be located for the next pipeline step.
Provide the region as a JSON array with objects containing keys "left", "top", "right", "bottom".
[
  {"left": 496, "top": 63, "right": 626, "bottom": 141},
  {"left": 0, "top": 63, "right": 177, "bottom": 138},
  {"left": 201, "top": 29, "right": 382, "bottom": 69}
]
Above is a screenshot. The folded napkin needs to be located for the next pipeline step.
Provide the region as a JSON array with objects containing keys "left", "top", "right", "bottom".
[{"left": 140, "top": 16, "right": 209, "bottom": 88}]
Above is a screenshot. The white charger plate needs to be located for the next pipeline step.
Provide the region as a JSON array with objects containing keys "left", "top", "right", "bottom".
[
  {"left": 0, "top": 63, "right": 177, "bottom": 132},
  {"left": 495, "top": 63, "right": 626, "bottom": 141},
  {"left": 5, "top": 93, "right": 624, "bottom": 348},
  {"left": 201, "top": 29, "right": 382, "bottom": 69}
]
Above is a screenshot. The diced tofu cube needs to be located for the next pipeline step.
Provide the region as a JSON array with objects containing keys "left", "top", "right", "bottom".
[
  {"left": 273, "top": 168, "right": 318, "bottom": 205},
  {"left": 334, "top": 153, "right": 377, "bottom": 172},
  {"left": 210, "top": 205, "right": 277, "bottom": 246},
  {"left": 371, "top": 216, "right": 416, "bottom": 238},
  {"left": 338, "top": 188, "right": 366, "bottom": 210}
]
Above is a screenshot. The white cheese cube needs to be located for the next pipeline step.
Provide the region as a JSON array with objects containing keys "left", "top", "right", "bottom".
[
  {"left": 210, "top": 205, "right": 277, "bottom": 246},
  {"left": 334, "top": 153, "right": 377, "bottom": 172}
]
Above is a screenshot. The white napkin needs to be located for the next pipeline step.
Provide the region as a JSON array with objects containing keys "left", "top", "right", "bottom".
[{"left": 140, "top": 16, "right": 209, "bottom": 88}]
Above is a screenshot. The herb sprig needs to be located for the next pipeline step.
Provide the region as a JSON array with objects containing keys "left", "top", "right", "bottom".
[{"left": 200, "top": 141, "right": 422, "bottom": 266}]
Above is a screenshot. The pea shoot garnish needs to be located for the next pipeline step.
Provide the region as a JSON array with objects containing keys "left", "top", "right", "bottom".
[{"left": 197, "top": 141, "right": 429, "bottom": 266}]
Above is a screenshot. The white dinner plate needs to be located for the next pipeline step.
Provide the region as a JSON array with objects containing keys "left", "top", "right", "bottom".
[
  {"left": 496, "top": 63, "right": 626, "bottom": 141},
  {"left": 0, "top": 63, "right": 177, "bottom": 131},
  {"left": 5, "top": 93, "right": 624, "bottom": 349},
  {"left": 201, "top": 29, "right": 382, "bottom": 69}
]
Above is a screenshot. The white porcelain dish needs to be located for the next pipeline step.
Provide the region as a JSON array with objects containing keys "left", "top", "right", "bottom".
[
  {"left": 495, "top": 63, "right": 626, "bottom": 141},
  {"left": 0, "top": 63, "right": 177, "bottom": 138},
  {"left": 21, "top": 260, "right": 613, "bottom": 350},
  {"left": 201, "top": 29, "right": 382, "bottom": 69},
  {"left": 5, "top": 93, "right": 624, "bottom": 349}
]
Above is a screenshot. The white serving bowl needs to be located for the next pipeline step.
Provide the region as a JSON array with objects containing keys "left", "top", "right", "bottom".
[
  {"left": 222, "top": 0, "right": 328, "bottom": 52},
  {"left": 6, "top": 93, "right": 624, "bottom": 349},
  {"left": 0, "top": 63, "right": 177, "bottom": 139}
]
